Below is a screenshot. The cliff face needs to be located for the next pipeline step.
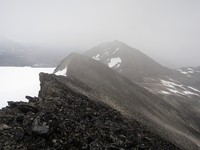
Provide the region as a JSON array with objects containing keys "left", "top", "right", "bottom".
[{"left": 0, "top": 73, "right": 180, "bottom": 150}]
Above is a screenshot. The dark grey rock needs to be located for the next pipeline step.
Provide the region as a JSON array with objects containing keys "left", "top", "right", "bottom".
[
  {"left": 32, "top": 117, "right": 49, "bottom": 135},
  {"left": 18, "top": 102, "right": 38, "bottom": 113},
  {"left": 7, "top": 101, "right": 17, "bottom": 108},
  {"left": 15, "top": 127, "right": 24, "bottom": 141},
  {"left": 0, "top": 124, "right": 11, "bottom": 131}
]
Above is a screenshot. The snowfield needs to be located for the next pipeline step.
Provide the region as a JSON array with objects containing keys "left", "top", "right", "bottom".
[{"left": 0, "top": 67, "right": 54, "bottom": 108}]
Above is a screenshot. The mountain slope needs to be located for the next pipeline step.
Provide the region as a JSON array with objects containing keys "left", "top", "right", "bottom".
[
  {"left": 54, "top": 53, "right": 200, "bottom": 150},
  {"left": 84, "top": 41, "right": 200, "bottom": 134},
  {"left": 84, "top": 40, "right": 171, "bottom": 81},
  {"left": 84, "top": 40, "right": 200, "bottom": 96},
  {"left": 0, "top": 74, "right": 180, "bottom": 150}
]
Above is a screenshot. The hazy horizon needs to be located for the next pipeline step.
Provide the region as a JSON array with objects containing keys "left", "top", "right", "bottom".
[{"left": 0, "top": 0, "right": 200, "bottom": 68}]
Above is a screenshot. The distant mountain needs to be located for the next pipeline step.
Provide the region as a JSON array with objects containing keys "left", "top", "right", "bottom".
[
  {"left": 84, "top": 40, "right": 171, "bottom": 81},
  {"left": 84, "top": 41, "right": 200, "bottom": 125},
  {"left": 0, "top": 38, "right": 69, "bottom": 67},
  {"left": 54, "top": 53, "right": 200, "bottom": 150},
  {"left": 84, "top": 40, "right": 200, "bottom": 94}
]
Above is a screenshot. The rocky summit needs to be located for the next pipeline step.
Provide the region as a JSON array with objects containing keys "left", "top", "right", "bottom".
[{"left": 0, "top": 73, "right": 180, "bottom": 150}]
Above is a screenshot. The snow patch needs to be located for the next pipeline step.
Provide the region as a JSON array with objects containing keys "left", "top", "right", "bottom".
[
  {"left": 166, "top": 88, "right": 199, "bottom": 96},
  {"left": 177, "top": 68, "right": 195, "bottom": 75},
  {"left": 55, "top": 67, "right": 67, "bottom": 76},
  {"left": 177, "top": 69, "right": 188, "bottom": 75},
  {"left": 188, "top": 68, "right": 193, "bottom": 71},
  {"left": 161, "top": 80, "right": 185, "bottom": 89},
  {"left": 160, "top": 80, "right": 200, "bottom": 96},
  {"left": 188, "top": 71, "right": 194, "bottom": 74},
  {"left": 182, "top": 91, "right": 199, "bottom": 96},
  {"left": 108, "top": 57, "right": 122, "bottom": 68},
  {"left": 92, "top": 54, "right": 100, "bottom": 60}
]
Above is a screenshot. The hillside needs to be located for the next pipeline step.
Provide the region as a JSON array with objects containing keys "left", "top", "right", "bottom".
[
  {"left": 84, "top": 41, "right": 200, "bottom": 136},
  {"left": 0, "top": 73, "right": 180, "bottom": 150},
  {"left": 54, "top": 53, "right": 200, "bottom": 150}
]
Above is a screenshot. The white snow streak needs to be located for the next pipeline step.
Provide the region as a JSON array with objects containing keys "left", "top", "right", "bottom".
[
  {"left": 177, "top": 68, "right": 195, "bottom": 75},
  {"left": 161, "top": 80, "right": 185, "bottom": 89},
  {"left": 177, "top": 69, "right": 188, "bottom": 74},
  {"left": 187, "top": 86, "right": 200, "bottom": 93},
  {"left": 167, "top": 88, "right": 182, "bottom": 94},
  {"left": 182, "top": 91, "right": 199, "bottom": 96},
  {"left": 161, "top": 80, "right": 199, "bottom": 96},
  {"left": 161, "top": 91, "right": 170, "bottom": 94}
]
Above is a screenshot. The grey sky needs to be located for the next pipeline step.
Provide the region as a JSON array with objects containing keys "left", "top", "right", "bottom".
[{"left": 0, "top": 0, "right": 200, "bottom": 68}]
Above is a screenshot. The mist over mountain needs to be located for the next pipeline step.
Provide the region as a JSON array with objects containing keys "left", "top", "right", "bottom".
[
  {"left": 0, "top": 40, "right": 200, "bottom": 149},
  {"left": 1, "top": 0, "right": 200, "bottom": 149},
  {"left": 0, "top": 38, "right": 72, "bottom": 67},
  {"left": 1, "top": 0, "right": 200, "bottom": 68}
]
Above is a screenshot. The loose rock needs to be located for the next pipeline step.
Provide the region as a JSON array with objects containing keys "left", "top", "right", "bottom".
[{"left": 0, "top": 74, "right": 181, "bottom": 150}]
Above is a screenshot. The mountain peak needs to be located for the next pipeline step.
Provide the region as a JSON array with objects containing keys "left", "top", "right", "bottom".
[
  {"left": 96, "top": 40, "right": 130, "bottom": 49},
  {"left": 84, "top": 41, "right": 169, "bottom": 80}
]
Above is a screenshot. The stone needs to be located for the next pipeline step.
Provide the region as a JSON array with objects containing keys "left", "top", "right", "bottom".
[
  {"left": 15, "top": 128, "right": 24, "bottom": 141},
  {"left": 25, "top": 96, "right": 38, "bottom": 103},
  {"left": 32, "top": 117, "right": 49, "bottom": 135},
  {"left": 7, "top": 101, "right": 18, "bottom": 108},
  {"left": 18, "top": 102, "right": 38, "bottom": 113},
  {"left": 0, "top": 124, "right": 11, "bottom": 131}
]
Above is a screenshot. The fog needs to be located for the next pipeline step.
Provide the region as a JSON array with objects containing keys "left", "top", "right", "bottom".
[{"left": 0, "top": 0, "right": 200, "bottom": 68}]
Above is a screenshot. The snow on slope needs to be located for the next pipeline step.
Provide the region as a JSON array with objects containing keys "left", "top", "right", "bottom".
[
  {"left": 108, "top": 57, "right": 122, "bottom": 68},
  {"left": 92, "top": 54, "right": 100, "bottom": 60},
  {"left": 160, "top": 79, "right": 200, "bottom": 96},
  {"left": 91, "top": 47, "right": 122, "bottom": 68},
  {"left": 0, "top": 67, "right": 54, "bottom": 108},
  {"left": 55, "top": 67, "right": 68, "bottom": 76},
  {"left": 87, "top": 42, "right": 200, "bottom": 98},
  {"left": 176, "top": 67, "right": 200, "bottom": 77},
  {"left": 188, "top": 86, "right": 200, "bottom": 93}
]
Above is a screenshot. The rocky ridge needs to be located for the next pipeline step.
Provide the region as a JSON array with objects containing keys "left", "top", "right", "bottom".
[{"left": 0, "top": 73, "right": 180, "bottom": 150}]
